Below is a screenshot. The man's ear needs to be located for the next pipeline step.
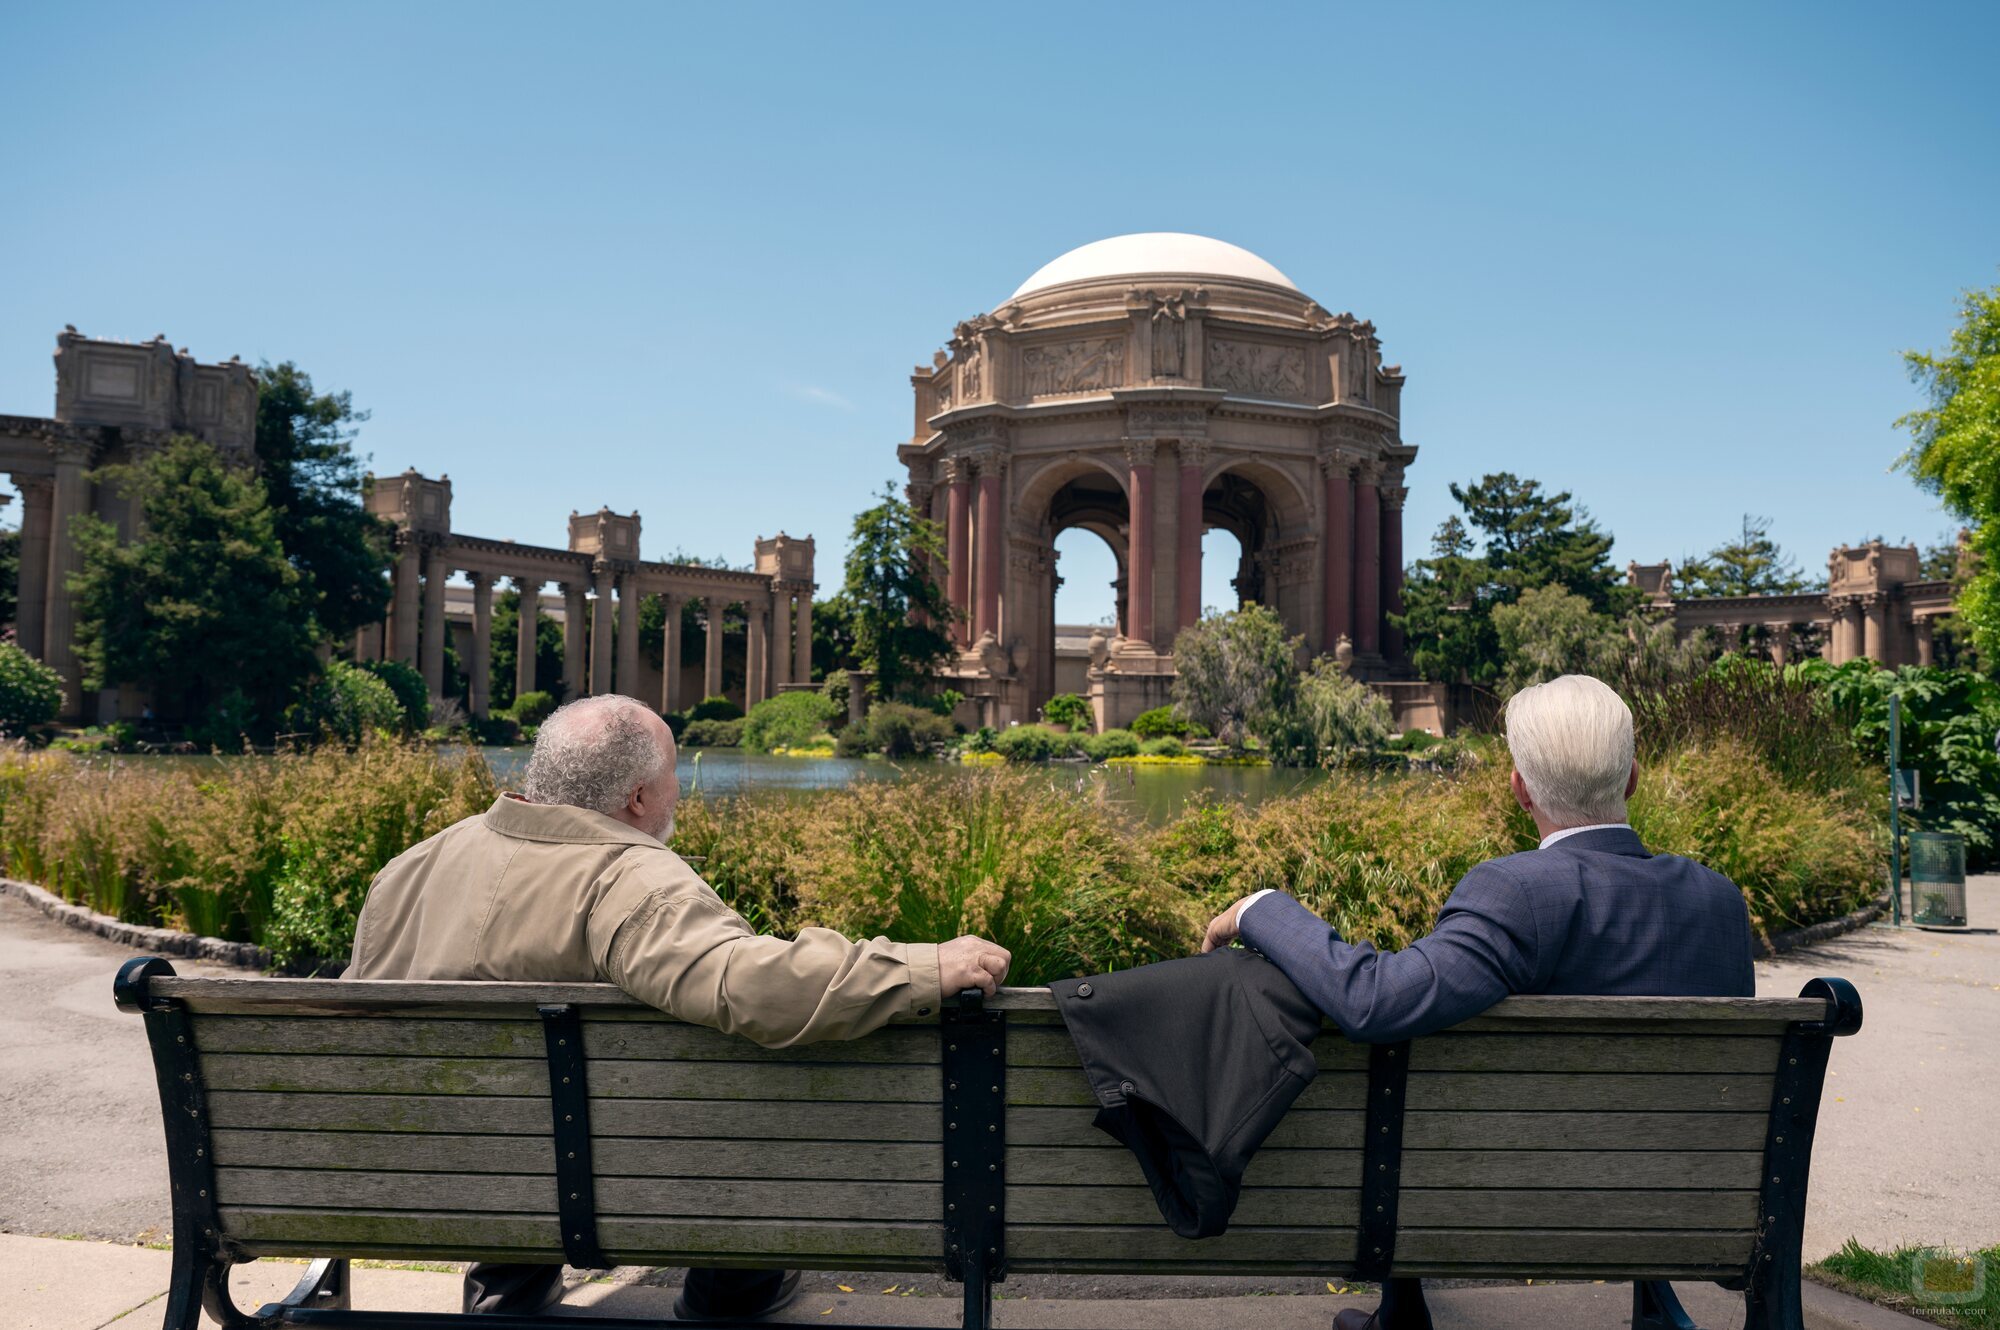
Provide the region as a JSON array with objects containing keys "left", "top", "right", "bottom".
[
  {"left": 1624, "top": 760, "right": 1639, "bottom": 800},
  {"left": 1509, "top": 768, "right": 1534, "bottom": 814}
]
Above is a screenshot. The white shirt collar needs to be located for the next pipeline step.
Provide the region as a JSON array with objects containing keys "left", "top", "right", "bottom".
[{"left": 1539, "top": 822, "right": 1631, "bottom": 849}]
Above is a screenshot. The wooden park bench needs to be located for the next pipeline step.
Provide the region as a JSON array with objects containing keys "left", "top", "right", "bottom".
[{"left": 115, "top": 958, "right": 1860, "bottom": 1330}]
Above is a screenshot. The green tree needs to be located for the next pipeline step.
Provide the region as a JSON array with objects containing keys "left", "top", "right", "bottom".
[
  {"left": 1394, "top": 476, "right": 1633, "bottom": 684},
  {"left": 70, "top": 438, "right": 316, "bottom": 733},
  {"left": 1898, "top": 283, "right": 2000, "bottom": 666},
  {"left": 1266, "top": 658, "right": 1394, "bottom": 767},
  {"left": 812, "top": 590, "right": 860, "bottom": 683},
  {"left": 842, "top": 484, "right": 956, "bottom": 701},
  {"left": 255, "top": 363, "right": 392, "bottom": 642},
  {"left": 1677, "top": 515, "right": 1809, "bottom": 598},
  {"left": 489, "top": 586, "right": 567, "bottom": 710},
  {"left": 0, "top": 523, "right": 18, "bottom": 630},
  {"left": 1170, "top": 603, "right": 1301, "bottom": 748},
  {"left": 1491, "top": 584, "right": 1622, "bottom": 692}
]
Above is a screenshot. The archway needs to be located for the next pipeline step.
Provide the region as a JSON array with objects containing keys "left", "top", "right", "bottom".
[{"left": 1014, "top": 458, "right": 1131, "bottom": 714}]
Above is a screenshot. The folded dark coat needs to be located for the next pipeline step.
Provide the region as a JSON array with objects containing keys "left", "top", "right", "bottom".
[{"left": 1049, "top": 948, "right": 1323, "bottom": 1238}]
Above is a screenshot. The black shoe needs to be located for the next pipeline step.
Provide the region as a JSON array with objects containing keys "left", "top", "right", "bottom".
[{"left": 672, "top": 1268, "right": 803, "bottom": 1321}]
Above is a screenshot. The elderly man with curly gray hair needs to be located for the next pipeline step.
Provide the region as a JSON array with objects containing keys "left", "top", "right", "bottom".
[{"left": 350, "top": 695, "right": 1012, "bottom": 1320}]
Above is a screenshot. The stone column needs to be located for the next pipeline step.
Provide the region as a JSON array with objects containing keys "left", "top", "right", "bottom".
[
  {"left": 1353, "top": 461, "right": 1383, "bottom": 656},
  {"left": 515, "top": 577, "right": 540, "bottom": 701},
  {"left": 747, "top": 603, "right": 769, "bottom": 706},
  {"left": 390, "top": 535, "right": 421, "bottom": 665},
  {"left": 770, "top": 590, "right": 792, "bottom": 693},
  {"left": 43, "top": 438, "right": 95, "bottom": 717},
  {"left": 589, "top": 576, "right": 614, "bottom": 696},
  {"left": 974, "top": 457, "right": 1004, "bottom": 641},
  {"left": 793, "top": 592, "right": 812, "bottom": 684},
  {"left": 468, "top": 572, "right": 493, "bottom": 718},
  {"left": 1175, "top": 441, "right": 1205, "bottom": 636},
  {"left": 1381, "top": 481, "right": 1408, "bottom": 664},
  {"left": 1320, "top": 454, "right": 1353, "bottom": 655},
  {"left": 11, "top": 475, "right": 52, "bottom": 658},
  {"left": 1124, "top": 441, "right": 1156, "bottom": 646},
  {"left": 660, "top": 594, "right": 682, "bottom": 713},
  {"left": 1915, "top": 617, "right": 1935, "bottom": 667},
  {"left": 945, "top": 461, "right": 972, "bottom": 646},
  {"left": 615, "top": 576, "right": 641, "bottom": 700},
  {"left": 1836, "top": 599, "right": 1863, "bottom": 663},
  {"left": 704, "top": 599, "right": 725, "bottom": 700},
  {"left": 560, "top": 582, "right": 586, "bottom": 697},
  {"left": 1861, "top": 594, "right": 1885, "bottom": 665},
  {"left": 419, "top": 546, "right": 448, "bottom": 700},
  {"left": 1767, "top": 624, "right": 1791, "bottom": 667}
]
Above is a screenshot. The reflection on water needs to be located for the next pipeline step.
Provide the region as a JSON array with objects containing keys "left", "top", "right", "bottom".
[{"left": 474, "top": 747, "right": 1325, "bottom": 825}]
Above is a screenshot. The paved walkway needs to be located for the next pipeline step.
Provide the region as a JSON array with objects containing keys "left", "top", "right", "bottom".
[
  {"left": 0, "top": 1234, "right": 1938, "bottom": 1330},
  {"left": 2, "top": 879, "right": 1992, "bottom": 1328}
]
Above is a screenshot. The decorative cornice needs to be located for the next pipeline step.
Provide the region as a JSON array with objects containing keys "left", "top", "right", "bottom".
[{"left": 1125, "top": 403, "right": 1211, "bottom": 438}]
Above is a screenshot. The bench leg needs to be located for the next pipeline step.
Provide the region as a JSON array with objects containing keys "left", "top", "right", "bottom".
[
  {"left": 1632, "top": 1280, "right": 1698, "bottom": 1330},
  {"left": 1743, "top": 1250, "right": 1805, "bottom": 1330},
  {"left": 960, "top": 1252, "right": 994, "bottom": 1330},
  {"left": 256, "top": 1259, "right": 352, "bottom": 1318}
]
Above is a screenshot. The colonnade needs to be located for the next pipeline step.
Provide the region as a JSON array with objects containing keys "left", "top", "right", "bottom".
[{"left": 363, "top": 536, "right": 814, "bottom": 717}]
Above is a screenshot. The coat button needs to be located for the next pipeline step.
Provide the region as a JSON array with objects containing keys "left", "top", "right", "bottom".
[
  {"left": 917, "top": 1008, "right": 931, "bottom": 1017},
  {"left": 1077, "top": 983, "right": 1093, "bottom": 997},
  {"left": 1120, "top": 1080, "right": 1135, "bottom": 1095}
]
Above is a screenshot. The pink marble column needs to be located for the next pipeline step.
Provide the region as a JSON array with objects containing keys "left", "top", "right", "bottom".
[
  {"left": 1175, "top": 441, "right": 1205, "bottom": 634},
  {"left": 975, "top": 458, "right": 1004, "bottom": 641},
  {"left": 1380, "top": 480, "right": 1407, "bottom": 663},
  {"left": 1353, "top": 462, "right": 1382, "bottom": 656},
  {"left": 1320, "top": 454, "right": 1353, "bottom": 654},
  {"left": 946, "top": 462, "right": 972, "bottom": 646},
  {"left": 1125, "top": 442, "right": 1156, "bottom": 645}
]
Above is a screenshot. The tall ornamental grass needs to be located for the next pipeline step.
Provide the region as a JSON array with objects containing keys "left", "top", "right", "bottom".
[
  {"left": 1, "top": 728, "right": 1880, "bottom": 983},
  {"left": 0, "top": 736, "right": 493, "bottom": 966}
]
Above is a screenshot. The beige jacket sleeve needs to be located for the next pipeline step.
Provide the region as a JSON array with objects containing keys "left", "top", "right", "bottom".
[{"left": 592, "top": 849, "right": 943, "bottom": 1048}]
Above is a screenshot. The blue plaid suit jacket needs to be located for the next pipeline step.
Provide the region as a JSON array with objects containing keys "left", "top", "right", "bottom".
[{"left": 1237, "top": 826, "right": 1756, "bottom": 1043}]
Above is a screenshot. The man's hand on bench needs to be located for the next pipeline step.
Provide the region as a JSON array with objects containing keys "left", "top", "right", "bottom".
[{"left": 939, "top": 935, "right": 1013, "bottom": 998}]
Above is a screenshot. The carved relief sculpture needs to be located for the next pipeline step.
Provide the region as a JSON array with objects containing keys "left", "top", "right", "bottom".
[
  {"left": 1147, "top": 291, "right": 1186, "bottom": 378},
  {"left": 1021, "top": 337, "right": 1125, "bottom": 396},
  {"left": 1205, "top": 338, "right": 1308, "bottom": 400}
]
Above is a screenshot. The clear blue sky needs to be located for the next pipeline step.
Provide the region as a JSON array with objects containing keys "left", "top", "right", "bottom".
[{"left": 3, "top": 2, "right": 1993, "bottom": 624}]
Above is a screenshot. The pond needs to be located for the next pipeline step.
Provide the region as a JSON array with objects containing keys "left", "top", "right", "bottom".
[{"left": 472, "top": 747, "right": 1330, "bottom": 825}]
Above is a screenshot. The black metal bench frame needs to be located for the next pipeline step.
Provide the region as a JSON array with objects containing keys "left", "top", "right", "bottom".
[{"left": 115, "top": 957, "right": 1861, "bottom": 1330}]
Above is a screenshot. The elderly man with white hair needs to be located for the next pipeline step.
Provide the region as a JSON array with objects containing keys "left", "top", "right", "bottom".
[
  {"left": 1200, "top": 674, "right": 1754, "bottom": 1330},
  {"left": 349, "top": 695, "right": 1012, "bottom": 1320}
]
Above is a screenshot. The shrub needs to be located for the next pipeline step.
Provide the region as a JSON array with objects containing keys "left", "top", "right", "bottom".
[
  {"left": 681, "top": 717, "right": 745, "bottom": 748},
  {"left": 662, "top": 710, "right": 688, "bottom": 740},
  {"left": 0, "top": 641, "right": 63, "bottom": 734},
  {"left": 1080, "top": 728, "right": 1142, "bottom": 761},
  {"left": 286, "top": 660, "right": 405, "bottom": 746},
  {"left": 360, "top": 659, "right": 429, "bottom": 733},
  {"left": 1130, "top": 706, "right": 1189, "bottom": 740},
  {"left": 835, "top": 702, "right": 956, "bottom": 758},
  {"left": 467, "top": 713, "right": 522, "bottom": 746},
  {"left": 991, "top": 723, "right": 1081, "bottom": 763},
  {"left": 507, "top": 690, "right": 558, "bottom": 726},
  {"left": 742, "top": 690, "right": 842, "bottom": 753},
  {"left": 50, "top": 723, "right": 139, "bottom": 755},
  {"left": 689, "top": 694, "right": 744, "bottom": 723},
  {"left": 923, "top": 688, "right": 964, "bottom": 718},
  {"left": 1139, "top": 736, "right": 1186, "bottom": 758},
  {"left": 1040, "top": 693, "right": 1094, "bottom": 731}
]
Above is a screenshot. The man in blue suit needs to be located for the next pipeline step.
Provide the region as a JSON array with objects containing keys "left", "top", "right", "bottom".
[{"left": 1202, "top": 674, "right": 1755, "bottom": 1330}]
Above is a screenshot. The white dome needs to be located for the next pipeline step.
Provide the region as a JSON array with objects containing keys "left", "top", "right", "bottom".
[{"left": 1010, "top": 233, "right": 1299, "bottom": 299}]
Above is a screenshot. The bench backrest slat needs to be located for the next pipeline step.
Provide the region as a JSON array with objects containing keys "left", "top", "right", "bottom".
[{"left": 164, "top": 986, "right": 1800, "bottom": 1282}]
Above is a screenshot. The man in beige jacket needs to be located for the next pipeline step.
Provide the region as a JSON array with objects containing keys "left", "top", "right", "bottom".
[{"left": 349, "top": 695, "right": 1012, "bottom": 1319}]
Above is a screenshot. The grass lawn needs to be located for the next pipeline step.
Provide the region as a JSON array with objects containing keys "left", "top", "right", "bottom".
[{"left": 1810, "top": 1239, "right": 1998, "bottom": 1330}]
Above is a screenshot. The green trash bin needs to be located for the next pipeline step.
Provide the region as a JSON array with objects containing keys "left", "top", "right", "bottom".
[{"left": 1909, "top": 831, "right": 1968, "bottom": 927}]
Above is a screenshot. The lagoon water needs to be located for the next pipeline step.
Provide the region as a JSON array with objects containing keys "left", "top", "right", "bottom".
[{"left": 472, "top": 747, "right": 1328, "bottom": 825}]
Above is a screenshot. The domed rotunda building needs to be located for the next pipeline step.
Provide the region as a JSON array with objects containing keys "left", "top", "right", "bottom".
[{"left": 897, "top": 233, "right": 1418, "bottom": 729}]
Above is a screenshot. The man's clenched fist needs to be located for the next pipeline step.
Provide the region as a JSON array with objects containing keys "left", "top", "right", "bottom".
[{"left": 938, "top": 935, "right": 1013, "bottom": 998}]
